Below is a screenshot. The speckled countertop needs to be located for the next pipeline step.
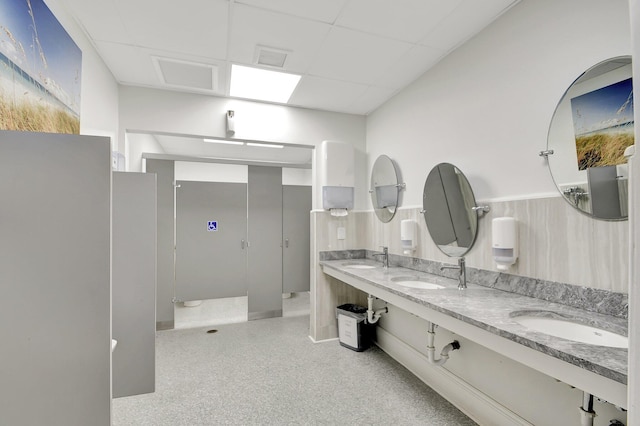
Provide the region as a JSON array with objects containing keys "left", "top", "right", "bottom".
[{"left": 320, "top": 258, "right": 628, "bottom": 385}]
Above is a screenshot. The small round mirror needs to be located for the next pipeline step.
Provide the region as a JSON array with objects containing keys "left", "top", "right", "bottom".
[
  {"left": 370, "top": 155, "right": 401, "bottom": 223},
  {"left": 546, "top": 56, "right": 633, "bottom": 220},
  {"left": 423, "top": 163, "right": 478, "bottom": 257}
]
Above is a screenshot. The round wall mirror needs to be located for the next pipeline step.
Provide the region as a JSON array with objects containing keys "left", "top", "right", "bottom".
[
  {"left": 546, "top": 56, "right": 633, "bottom": 220},
  {"left": 423, "top": 163, "right": 478, "bottom": 257},
  {"left": 370, "top": 155, "right": 402, "bottom": 223}
]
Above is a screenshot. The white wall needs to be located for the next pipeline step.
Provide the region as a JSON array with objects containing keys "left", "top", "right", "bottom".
[
  {"left": 366, "top": 0, "right": 631, "bottom": 207},
  {"left": 627, "top": 0, "right": 639, "bottom": 422},
  {"left": 44, "top": 0, "right": 119, "bottom": 145},
  {"left": 118, "top": 86, "right": 367, "bottom": 208}
]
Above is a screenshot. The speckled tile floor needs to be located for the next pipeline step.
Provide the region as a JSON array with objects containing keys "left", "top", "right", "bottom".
[{"left": 112, "top": 315, "right": 476, "bottom": 425}]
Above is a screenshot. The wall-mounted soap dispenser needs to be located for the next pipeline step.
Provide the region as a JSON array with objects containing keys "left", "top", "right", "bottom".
[
  {"left": 401, "top": 219, "right": 417, "bottom": 254},
  {"left": 492, "top": 217, "right": 518, "bottom": 270},
  {"left": 319, "top": 140, "right": 354, "bottom": 217}
]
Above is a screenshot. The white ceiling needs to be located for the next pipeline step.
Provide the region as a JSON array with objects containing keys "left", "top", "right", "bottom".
[{"left": 60, "top": 0, "right": 519, "bottom": 116}]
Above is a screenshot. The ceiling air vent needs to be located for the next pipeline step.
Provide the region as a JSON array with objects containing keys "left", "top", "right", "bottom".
[
  {"left": 152, "top": 57, "right": 219, "bottom": 93},
  {"left": 254, "top": 45, "right": 289, "bottom": 68}
]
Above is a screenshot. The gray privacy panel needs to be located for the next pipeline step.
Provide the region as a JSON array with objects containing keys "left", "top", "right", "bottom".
[
  {"left": 440, "top": 166, "right": 474, "bottom": 248},
  {"left": 113, "top": 172, "right": 156, "bottom": 398},
  {"left": 175, "top": 181, "right": 248, "bottom": 301},
  {"left": 248, "top": 166, "right": 283, "bottom": 320},
  {"left": 0, "top": 131, "right": 111, "bottom": 425},
  {"left": 588, "top": 165, "right": 622, "bottom": 219},
  {"left": 283, "top": 185, "right": 311, "bottom": 293},
  {"left": 146, "top": 159, "right": 175, "bottom": 329}
]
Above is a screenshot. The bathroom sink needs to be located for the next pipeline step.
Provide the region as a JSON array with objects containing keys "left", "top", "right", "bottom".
[
  {"left": 511, "top": 312, "right": 628, "bottom": 348},
  {"left": 343, "top": 263, "right": 377, "bottom": 270},
  {"left": 391, "top": 276, "right": 444, "bottom": 290}
]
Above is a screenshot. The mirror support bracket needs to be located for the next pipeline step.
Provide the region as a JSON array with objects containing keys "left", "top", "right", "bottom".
[
  {"left": 539, "top": 149, "right": 554, "bottom": 158},
  {"left": 472, "top": 205, "right": 491, "bottom": 217}
]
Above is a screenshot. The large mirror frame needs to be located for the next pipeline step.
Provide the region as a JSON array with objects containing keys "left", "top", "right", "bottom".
[
  {"left": 545, "top": 56, "right": 633, "bottom": 221},
  {"left": 422, "top": 163, "right": 479, "bottom": 257},
  {"left": 370, "top": 155, "right": 403, "bottom": 223}
]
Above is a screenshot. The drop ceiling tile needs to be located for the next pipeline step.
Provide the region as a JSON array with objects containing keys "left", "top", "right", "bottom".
[
  {"left": 289, "top": 75, "right": 368, "bottom": 114},
  {"left": 307, "top": 27, "right": 413, "bottom": 85},
  {"left": 228, "top": 4, "right": 331, "bottom": 73},
  {"left": 95, "top": 41, "right": 227, "bottom": 95},
  {"left": 420, "top": 0, "right": 518, "bottom": 50},
  {"left": 59, "top": 0, "right": 130, "bottom": 44},
  {"left": 94, "top": 41, "right": 157, "bottom": 85},
  {"left": 348, "top": 86, "right": 398, "bottom": 115},
  {"left": 374, "top": 44, "right": 444, "bottom": 90},
  {"left": 114, "top": 0, "right": 229, "bottom": 59},
  {"left": 235, "top": 0, "right": 348, "bottom": 23},
  {"left": 335, "top": 0, "right": 462, "bottom": 43}
]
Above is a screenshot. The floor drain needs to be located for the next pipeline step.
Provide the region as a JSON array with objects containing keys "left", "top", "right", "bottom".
[{"left": 206, "top": 329, "right": 218, "bottom": 334}]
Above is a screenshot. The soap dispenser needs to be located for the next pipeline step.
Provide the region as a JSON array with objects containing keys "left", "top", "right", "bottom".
[
  {"left": 492, "top": 217, "right": 518, "bottom": 270},
  {"left": 400, "top": 219, "right": 417, "bottom": 254}
]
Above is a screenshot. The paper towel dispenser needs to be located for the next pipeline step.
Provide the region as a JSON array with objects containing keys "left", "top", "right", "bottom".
[{"left": 319, "top": 141, "right": 354, "bottom": 215}]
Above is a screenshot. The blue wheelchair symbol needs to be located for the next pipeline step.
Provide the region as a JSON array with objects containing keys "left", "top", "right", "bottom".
[{"left": 207, "top": 221, "right": 218, "bottom": 232}]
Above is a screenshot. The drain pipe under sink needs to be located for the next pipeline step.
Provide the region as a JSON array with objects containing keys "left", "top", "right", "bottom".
[
  {"left": 579, "top": 392, "right": 596, "bottom": 426},
  {"left": 426, "top": 322, "right": 460, "bottom": 366},
  {"left": 366, "top": 294, "right": 388, "bottom": 324}
]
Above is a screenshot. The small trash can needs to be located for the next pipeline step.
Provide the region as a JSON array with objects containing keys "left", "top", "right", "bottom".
[{"left": 336, "top": 304, "right": 375, "bottom": 351}]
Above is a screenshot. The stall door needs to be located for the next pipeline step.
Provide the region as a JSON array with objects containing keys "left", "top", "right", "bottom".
[
  {"left": 283, "top": 185, "right": 311, "bottom": 293},
  {"left": 175, "top": 181, "right": 248, "bottom": 301},
  {"left": 247, "top": 166, "right": 283, "bottom": 320}
]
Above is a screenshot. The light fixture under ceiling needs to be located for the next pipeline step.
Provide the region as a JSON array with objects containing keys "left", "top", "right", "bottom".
[
  {"left": 230, "top": 64, "right": 301, "bottom": 103},
  {"left": 203, "top": 138, "right": 244, "bottom": 146},
  {"left": 246, "top": 142, "right": 284, "bottom": 149}
]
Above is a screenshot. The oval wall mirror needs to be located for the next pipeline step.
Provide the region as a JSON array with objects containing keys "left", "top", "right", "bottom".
[
  {"left": 546, "top": 56, "right": 633, "bottom": 220},
  {"left": 370, "top": 155, "right": 402, "bottom": 223},
  {"left": 423, "top": 163, "right": 479, "bottom": 257}
]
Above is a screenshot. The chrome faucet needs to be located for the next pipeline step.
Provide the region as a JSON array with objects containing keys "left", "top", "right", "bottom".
[
  {"left": 373, "top": 246, "right": 389, "bottom": 269},
  {"left": 441, "top": 257, "right": 466, "bottom": 290}
]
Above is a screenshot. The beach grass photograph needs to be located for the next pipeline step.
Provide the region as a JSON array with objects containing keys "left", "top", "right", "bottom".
[
  {"left": 571, "top": 77, "right": 634, "bottom": 170},
  {"left": 0, "top": 0, "right": 82, "bottom": 134}
]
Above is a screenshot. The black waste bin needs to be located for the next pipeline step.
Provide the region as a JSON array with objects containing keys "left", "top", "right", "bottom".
[{"left": 336, "top": 304, "right": 375, "bottom": 351}]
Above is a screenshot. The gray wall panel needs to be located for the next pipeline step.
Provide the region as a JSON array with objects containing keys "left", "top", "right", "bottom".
[
  {"left": 112, "top": 172, "right": 156, "bottom": 397},
  {"left": 0, "top": 131, "right": 111, "bottom": 425},
  {"left": 283, "top": 185, "right": 311, "bottom": 293}
]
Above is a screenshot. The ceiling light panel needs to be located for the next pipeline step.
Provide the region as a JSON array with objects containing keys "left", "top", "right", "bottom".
[
  {"left": 230, "top": 65, "right": 301, "bottom": 103},
  {"left": 228, "top": 4, "right": 331, "bottom": 73}
]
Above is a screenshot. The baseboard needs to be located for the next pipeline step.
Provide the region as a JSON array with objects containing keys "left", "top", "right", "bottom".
[
  {"left": 248, "top": 309, "right": 282, "bottom": 321},
  {"left": 375, "top": 327, "right": 532, "bottom": 426},
  {"left": 156, "top": 320, "right": 174, "bottom": 331}
]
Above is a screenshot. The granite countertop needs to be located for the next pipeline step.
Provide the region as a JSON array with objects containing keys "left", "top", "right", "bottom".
[{"left": 320, "top": 258, "right": 628, "bottom": 385}]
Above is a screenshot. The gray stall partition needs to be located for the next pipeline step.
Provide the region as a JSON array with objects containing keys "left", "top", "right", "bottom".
[
  {"left": 248, "top": 166, "right": 283, "bottom": 320},
  {"left": 283, "top": 185, "right": 312, "bottom": 293},
  {"left": 175, "top": 180, "right": 248, "bottom": 302},
  {"left": 146, "top": 159, "right": 175, "bottom": 330},
  {"left": 112, "top": 172, "right": 157, "bottom": 398},
  {"left": 0, "top": 131, "right": 111, "bottom": 426}
]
